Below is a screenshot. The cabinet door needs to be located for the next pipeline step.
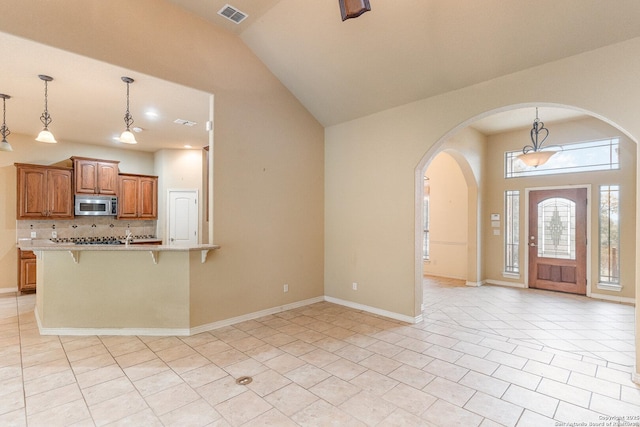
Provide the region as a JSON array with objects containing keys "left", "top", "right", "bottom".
[
  {"left": 74, "top": 160, "right": 98, "bottom": 194},
  {"left": 138, "top": 176, "right": 158, "bottom": 219},
  {"left": 17, "top": 167, "right": 47, "bottom": 218},
  {"left": 97, "top": 162, "right": 119, "bottom": 195},
  {"left": 20, "top": 258, "right": 37, "bottom": 292},
  {"left": 118, "top": 175, "right": 139, "bottom": 218},
  {"left": 47, "top": 169, "right": 74, "bottom": 218}
]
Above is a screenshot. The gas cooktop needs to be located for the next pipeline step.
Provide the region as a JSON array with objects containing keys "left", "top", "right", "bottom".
[{"left": 50, "top": 235, "right": 156, "bottom": 245}]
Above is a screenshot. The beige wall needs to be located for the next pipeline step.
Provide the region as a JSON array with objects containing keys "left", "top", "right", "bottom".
[
  {"left": 325, "top": 36, "right": 640, "bottom": 334},
  {"left": 482, "top": 117, "right": 636, "bottom": 299},
  {"left": 424, "top": 152, "right": 468, "bottom": 279},
  {"left": 0, "top": 1, "right": 325, "bottom": 320},
  {"left": 0, "top": 133, "right": 155, "bottom": 291}
]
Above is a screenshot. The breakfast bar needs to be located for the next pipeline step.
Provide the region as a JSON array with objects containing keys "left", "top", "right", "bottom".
[{"left": 18, "top": 239, "right": 220, "bottom": 336}]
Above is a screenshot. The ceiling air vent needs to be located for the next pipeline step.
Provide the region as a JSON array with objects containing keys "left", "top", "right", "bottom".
[
  {"left": 217, "top": 4, "right": 248, "bottom": 24},
  {"left": 174, "top": 119, "right": 197, "bottom": 127}
]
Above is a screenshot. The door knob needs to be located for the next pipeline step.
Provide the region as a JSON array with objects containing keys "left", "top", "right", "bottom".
[{"left": 529, "top": 242, "right": 536, "bottom": 247}]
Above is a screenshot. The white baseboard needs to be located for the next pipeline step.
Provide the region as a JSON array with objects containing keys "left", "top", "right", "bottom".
[
  {"left": 485, "top": 279, "right": 527, "bottom": 289},
  {"left": 590, "top": 292, "right": 636, "bottom": 305},
  {"left": 190, "top": 296, "right": 325, "bottom": 335},
  {"left": 324, "top": 296, "right": 421, "bottom": 324},
  {"left": 0, "top": 287, "right": 18, "bottom": 294},
  {"left": 465, "top": 281, "right": 482, "bottom": 287}
]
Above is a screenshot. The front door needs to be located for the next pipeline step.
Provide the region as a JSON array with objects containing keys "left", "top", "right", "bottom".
[{"left": 528, "top": 188, "right": 587, "bottom": 295}]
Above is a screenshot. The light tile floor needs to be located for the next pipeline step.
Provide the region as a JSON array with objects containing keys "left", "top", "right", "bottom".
[{"left": 0, "top": 277, "right": 639, "bottom": 426}]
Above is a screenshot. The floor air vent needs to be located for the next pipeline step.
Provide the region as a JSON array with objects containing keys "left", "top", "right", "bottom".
[{"left": 217, "top": 4, "right": 248, "bottom": 24}]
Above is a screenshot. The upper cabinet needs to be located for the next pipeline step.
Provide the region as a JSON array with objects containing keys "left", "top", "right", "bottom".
[
  {"left": 71, "top": 157, "right": 119, "bottom": 195},
  {"left": 118, "top": 174, "right": 158, "bottom": 220},
  {"left": 16, "top": 164, "right": 74, "bottom": 219}
]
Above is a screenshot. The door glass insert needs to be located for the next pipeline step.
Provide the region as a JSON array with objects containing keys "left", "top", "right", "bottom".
[{"left": 537, "top": 197, "right": 576, "bottom": 260}]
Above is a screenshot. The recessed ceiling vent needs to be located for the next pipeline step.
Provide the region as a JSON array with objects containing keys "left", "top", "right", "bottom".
[
  {"left": 174, "top": 119, "right": 197, "bottom": 127},
  {"left": 217, "top": 4, "right": 248, "bottom": 24}
]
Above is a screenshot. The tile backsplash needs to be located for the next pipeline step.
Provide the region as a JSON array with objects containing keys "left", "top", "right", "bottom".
[{"left": 17, "top": 218, "right": 157, "bottom": 241}]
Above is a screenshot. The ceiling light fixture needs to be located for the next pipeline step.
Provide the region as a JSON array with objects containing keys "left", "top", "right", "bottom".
[
  {"left": 517, "top": 108, "right": 558, "bottom": 167},
  {"left": 0, "top": 94, "right": 13, "bottom": 152},
  {"left": 119, "top": 77, "right": 137, "bottom": 144},
  {"left": 339, "top": 0, "right": 371, "bottom": 21},
  {"left": 35, "top": 75, "right": 57, "bottom": 143}
]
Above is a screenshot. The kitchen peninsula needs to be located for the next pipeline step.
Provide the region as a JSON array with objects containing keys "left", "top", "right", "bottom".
[{"left": 19, "top": 239, "right": 219, "bottom": 336}]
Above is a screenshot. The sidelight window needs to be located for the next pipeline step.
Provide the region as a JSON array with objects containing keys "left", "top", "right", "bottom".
[
  {"left": 504, "top": 190, "right": 520, "bottom": 274},
  {"left": 423, "top": 177, "right": 430, "bottom": 260},
  {"left": 599, "top": 185, "right": 620, "bottom": 285}
]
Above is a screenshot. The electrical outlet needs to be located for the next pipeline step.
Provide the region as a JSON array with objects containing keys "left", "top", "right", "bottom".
[
  {"left": 30, "top": 231, "right": 37, "bottom": 238},
  {"left": 51, "top": 231, "right": 57, "bottom": 238},
  {"left": 283, "top": 284, "right": 289, "bottom": 293},
  {"left": 352, "top": 282, "right": 358, "bottom": 290}
]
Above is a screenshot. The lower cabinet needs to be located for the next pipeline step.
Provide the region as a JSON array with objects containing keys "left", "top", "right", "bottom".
[{"left": 18, "top": 249, "right": 37, "bottom": 293}]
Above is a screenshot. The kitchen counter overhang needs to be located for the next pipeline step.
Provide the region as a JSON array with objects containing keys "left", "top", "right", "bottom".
[
  {"left": 19, "top": 239, "right": 219, "bottom": 264},
  {"left": 19, "top": 239, "right": 221, "bottom": 335}
]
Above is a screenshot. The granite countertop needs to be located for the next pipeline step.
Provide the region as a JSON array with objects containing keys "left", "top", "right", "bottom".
[{"left": 17, "top": 239, "right": 220, "bottom": 252}]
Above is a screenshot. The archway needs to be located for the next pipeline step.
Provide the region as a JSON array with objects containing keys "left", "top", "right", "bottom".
[
  {"left": 414, "top": 102, "right": 638, "bottom": 317},
  {"left": 422, "top": 150, "right": 479, "bottom": 284}
]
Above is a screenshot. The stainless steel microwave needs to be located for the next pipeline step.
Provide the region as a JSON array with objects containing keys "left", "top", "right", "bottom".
[{"left": 74, "top": 195, "right": 118, "bottom": 216}]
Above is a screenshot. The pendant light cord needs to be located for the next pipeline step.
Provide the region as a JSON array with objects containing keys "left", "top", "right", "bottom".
[
  {"left": 1, "top": 96, "right": 10, "bottom": 140},
  {"left": 40, "top": 79, "right": 52, "bottom": 129},
  {"left": 123, "top": 80, "right": 134, "bottom": 131}
]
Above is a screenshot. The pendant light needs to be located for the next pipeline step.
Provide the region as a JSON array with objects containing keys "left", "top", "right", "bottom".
[
  {"left": 0, "top": 94, "right": 13, "bottom": 152},
  {"left": 119, "top": 76, "right": 137, "bottom": 144},
  {"left": 517, "top": 108, "right": 557, "bottom": 167},
  {"left": 339, "top": 0, "right": 371, "bottom": 21},
  {"left": 35, "top": 74, "right": 57, "bottom": 143}
]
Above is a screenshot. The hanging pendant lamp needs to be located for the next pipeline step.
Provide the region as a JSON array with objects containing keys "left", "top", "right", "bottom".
[
  {"left": 0, "top": 94, "right": 13, "bottom": 152},
  {"left": 35, "top": 74, "right": 57, "bottom": 143},
  {"left": 517, "top": 108, "right": 557, "bottom": 167},
  {"left": 339, "top": 0, "right": 371, "bottom": 21},
  {"left": 119, "top": 76, "right": 137, "bottom": 144}
]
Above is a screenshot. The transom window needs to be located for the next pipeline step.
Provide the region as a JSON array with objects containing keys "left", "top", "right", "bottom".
[{"left": 505, "top": 138, "right": 619, "bottom": 178}]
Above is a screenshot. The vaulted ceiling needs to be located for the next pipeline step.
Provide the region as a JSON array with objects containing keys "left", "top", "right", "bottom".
[
  {"left": 171, "top": 0, "right": 640, "bottom": 126},
  {"left": 3, "top": 1, "right": 640, "bottom": 152}
]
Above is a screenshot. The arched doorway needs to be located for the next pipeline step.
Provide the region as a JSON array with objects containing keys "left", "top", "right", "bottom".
[{"left": 415, "top": 103, "right": 637, "bottom": 314}]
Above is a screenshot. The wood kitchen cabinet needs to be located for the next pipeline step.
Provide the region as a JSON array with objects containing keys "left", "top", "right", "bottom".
[
  {"left": 18, "top": 249, "right": 37, "bottom": 293},
  {"left": 15, "top": 163, "right": 74, "bottom": 219},
  {"left": 118, "top": 174, "right": 158, "bottom": 219},
  {"left": 71, "top": 157, "right": 119, "bottom": 195}
]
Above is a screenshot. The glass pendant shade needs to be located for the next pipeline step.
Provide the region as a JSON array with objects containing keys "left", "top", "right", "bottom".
[
  {"left": 517, "top": 150, "right": 555, "bottom": 167},
  {"left": 36, "top": 129, "right": 57, "bottom": 143},
  {"left": 36, "top": 75, "right": 56, "bottom": 143},
  {"left": 0, "top": 94, "right": 12, "bottom": 151},
  {"left": 0, "top": 139, "right": 12, "bottom": 152},
  {"left": 119, "top": 130, "right": 137, "bottom": 144}
]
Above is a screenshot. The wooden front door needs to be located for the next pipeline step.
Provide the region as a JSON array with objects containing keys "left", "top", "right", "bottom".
[{"left": 528, "top": 188, "right": 587, "bottom": 295}]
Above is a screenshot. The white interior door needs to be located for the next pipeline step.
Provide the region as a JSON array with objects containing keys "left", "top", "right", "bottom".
[{"left": 168, "top": 190, "right": 198, "bottom": 246}]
